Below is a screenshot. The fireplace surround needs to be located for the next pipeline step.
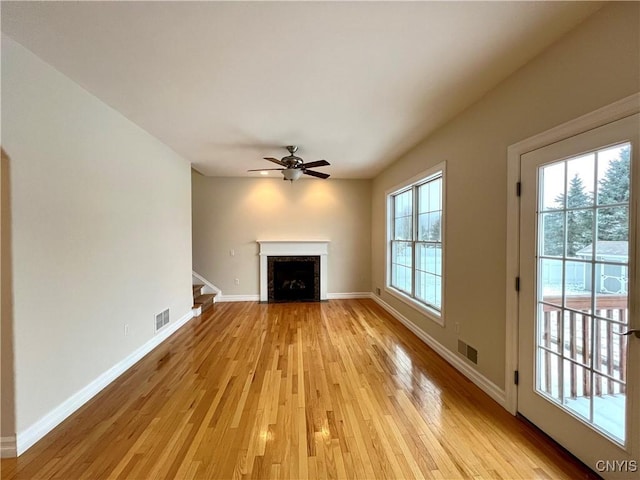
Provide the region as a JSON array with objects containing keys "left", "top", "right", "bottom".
[{"left": 258, "top": 241, "right": 329, "bottom": 302}]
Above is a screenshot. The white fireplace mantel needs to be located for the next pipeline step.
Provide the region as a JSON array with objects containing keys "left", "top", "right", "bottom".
[{"left": 258, "top": 240, "right": 329, "bottom": 302}]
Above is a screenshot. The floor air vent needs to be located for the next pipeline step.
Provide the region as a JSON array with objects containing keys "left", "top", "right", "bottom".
[{"left": 155, "top": 308, "right": 170, "bottom": 332}]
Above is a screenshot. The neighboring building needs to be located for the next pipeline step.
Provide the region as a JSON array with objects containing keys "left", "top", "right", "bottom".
[{"left": 576, "top": 241, "right": 628, "bottom": 295}]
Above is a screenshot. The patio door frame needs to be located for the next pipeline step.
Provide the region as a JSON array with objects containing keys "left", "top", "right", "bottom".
[
  {"left": 504, "top": 93, "right": 640, "bottom": 458},
  {"left": 505, "top": 93, "right": 640, "bottom": 415}
]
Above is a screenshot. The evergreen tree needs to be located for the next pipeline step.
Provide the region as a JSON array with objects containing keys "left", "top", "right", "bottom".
[
  {"left": 542, "top": 212, "right": 564, "bottom": 256},
  {"left": 543, "top": 174, "right": 592, "bottom": 256},
  {"left": 565, "top": 175, "right": 593, "bottom": 256},
  {"left": 428, "top": 216, "right": 441, "bottom": 242},
  {"left": 597, "top": 147, "right": 630, "bottom": 241}
]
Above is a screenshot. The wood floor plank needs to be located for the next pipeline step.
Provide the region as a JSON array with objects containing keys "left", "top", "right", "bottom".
[{"left": 1, "top": 300, "right": 599, "bottom": 479}]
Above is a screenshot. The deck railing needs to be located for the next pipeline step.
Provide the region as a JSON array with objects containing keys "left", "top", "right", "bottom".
[{"left": 541, "top": 295, "right": 627, "bottom": 398}]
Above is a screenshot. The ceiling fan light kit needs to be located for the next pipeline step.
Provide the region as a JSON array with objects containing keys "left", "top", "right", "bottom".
[
  {"left": 282, "top": 168, "right": 303, "bottom": 181},
  {"left": 247, "top": 145, "right": 331, "bottom": 182}
]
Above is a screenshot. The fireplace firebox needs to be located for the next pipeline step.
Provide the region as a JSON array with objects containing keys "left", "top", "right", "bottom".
[{"left": 267, "top": 256, "right": 320, "bottom": 303}]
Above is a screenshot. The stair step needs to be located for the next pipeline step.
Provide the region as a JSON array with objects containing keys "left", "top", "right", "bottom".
[
  {"left": 193, "top": 284, "right": 204, "bottom": 293},
  {"left": 194, "top": 293, "right": 216, "bottom": 313}
]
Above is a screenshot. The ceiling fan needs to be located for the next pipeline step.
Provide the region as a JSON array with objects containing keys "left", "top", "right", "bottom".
[{"left": 248, "top": 146, "right": 330, "bottom": 181}]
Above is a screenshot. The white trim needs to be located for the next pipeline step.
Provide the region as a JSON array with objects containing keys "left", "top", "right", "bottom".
[
  {"left": 508, "top": 93, "right": 640, "bottom": 156},
  {"left": 505, "top": 145, "right": 521, "bottom": 416},
  {"left": 372, "top": 295, "right": 506, "bottom": 408},
  {"left": 1, "top": 436, "right": 17, "bottom": 458},
  {"left": 216, "top": 294, "right": 260, "bottom": 303},
  {"left": 192, "top": 305, "right": 202, "bottom": 316},
  {"left": 15, "top": 310, "right": 194, "bottom": 456},
  {"left": 257, "top": 241, "right": 330, "bottom": 301},
  {"left": 192, "top": 271, "right": 222, "bottom": 300},
  {"left": 327, "top": 292, "right": 373, "bottom": 300},
  {"left": 505, "top": 92, "right": 640, "bottom": 416},
  {"left": 384, "top": 286, "right": 444, "bottom": 327}
]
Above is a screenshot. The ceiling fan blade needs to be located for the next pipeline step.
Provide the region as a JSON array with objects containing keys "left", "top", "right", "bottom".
[
  {"left": 301, "top": 160, "right": 330, "bottom": 169},
  {"left": 247, "top": 168, "right": 284, "bottom": 171},
  {"left": 264, "top": 157, "right": 286, "bottom": 166},
  {"left": 303, "top": 169, "right": 330, "bottom": 179}
]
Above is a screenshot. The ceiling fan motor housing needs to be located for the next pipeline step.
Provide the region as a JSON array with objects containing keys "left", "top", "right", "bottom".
[{"left": 283, "top": 156, "right": 303, "bottom": 168}]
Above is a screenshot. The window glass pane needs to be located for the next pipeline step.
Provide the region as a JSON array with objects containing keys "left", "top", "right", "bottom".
[
  {"left": 538, "top": 304, "right": 562, "bottom": 354},
  {"left": 563, "top": 360, "right": 591, "bottom": 421},
  {"left": 415, "top": 270, "right": 427, "bottom": 303},
  {"left": 597, "top": 144, "right": 630, "bottom": 206},
  {"left": 564, "top": 260, "right": 590, "bottom": 310},
  {"left": 416, "top": 272, "right": 436, "bottom": 306},
  {"left": 417, "top": 213, "right": 429, "bottom": 241},
  {"left": 392, "top": 241, "right": 412, "bottom": 268},
  {"left": 562, "top": 311, "right": 591, "bottom": 367},
  {"left": 566, "top": 209, "right": 593, "bottom": 260},
  {"left": 594, "top": 319, "right": 627, "bottom": 381},
  {"left": 394, "top": 190, "right": 412, "bottom": 217},
  {"left": 419, "top": 243, "right": 442, "bottom": 276},
  {"left": 539, "top": 258, "right": 563, "bottom": 306},
  {"left": 540, "top": 212, "right": 564, "bottom": 257},
  {"left": 592, "top": 375, "right": 625, "bottom": 443},
  {"left": 418, "top": 212, "right": 442, "bottom": 241},
  {"left": 428, "top": 212, "right": 441, "bottom": 242},
  {"left": 394, "top": 215, "right": 412, "bottom": 240},
  {"left": 393, "top": 265, "right": 412, "bottom": 293},
  {"left": 596, "top": 207, "right": 628, "bottom": 263},
  {"left": 418, "top": 184, "right": 428, "bottom": 213},
  {"left": 429, "top": 179, "right": 441, "bottom": 212},
  {"left": 537, "top": 350, "right": 561, "bottom": 401},
  {"left": 595, "top": 265, "right": 628, "bottom": 319},
  {"left": 391, "top": 262, "right": 397, "bottom": 288},
  {"left": 541, "top": 162, "right": 565, "bottom": 211},
  {"left": 566, "top": 153, "right": 595, "bottom": 208},
  {"left": 406, "top": 264, "right": 413, "bottom": 292}
]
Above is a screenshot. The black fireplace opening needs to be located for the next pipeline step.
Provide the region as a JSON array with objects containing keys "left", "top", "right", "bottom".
[{"left": 268, "top": 256, "right": 320, "bottom": 303}]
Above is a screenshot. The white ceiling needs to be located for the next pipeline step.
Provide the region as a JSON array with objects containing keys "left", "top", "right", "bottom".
[{"left": 2, "top": 1, "right": 602, "bottom": 179}]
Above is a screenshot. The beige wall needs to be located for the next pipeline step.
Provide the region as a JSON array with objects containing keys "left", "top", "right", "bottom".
[
  {"left": 192, "top": 174, "right": 371, "bottom": 296},
  {"left": 371, "top": 2, "right": 640, "bottom": 389},
  {"left": 1, "top": 36, "right": 193, "bottom": 436}
]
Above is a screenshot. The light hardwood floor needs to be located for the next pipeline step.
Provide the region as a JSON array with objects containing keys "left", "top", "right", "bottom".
[{"left": 1, "top": 299, "right": 598, "bottom": 479}]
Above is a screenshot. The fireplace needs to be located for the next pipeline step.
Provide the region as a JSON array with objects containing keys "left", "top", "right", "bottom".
[
  {"left": 258, "top": 241, "right": 329, "bottom": 302},
  {"left": 268, "top": 256, "right": 320, "bottom": 303}
]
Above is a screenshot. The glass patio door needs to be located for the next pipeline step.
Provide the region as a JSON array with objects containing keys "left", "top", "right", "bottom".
[{"left": 518, "top": 114, "right": 639, "bottom": 478}]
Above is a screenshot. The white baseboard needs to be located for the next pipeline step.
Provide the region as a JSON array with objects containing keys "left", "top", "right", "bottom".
[
  {"left": 216, "top": 294, "right": 260, "bottom": 303},
  {"left": 15, "top": 310, "right": 194, "bottom": 456},
  {"left": 327, "top": 292, "right": 373, "bottom": 299},
  {"left": 371, "top": 295, "right": 506, "bottom": 408},
  {"left": 1, "top": 436, "right": 16, "bottom": 458}
]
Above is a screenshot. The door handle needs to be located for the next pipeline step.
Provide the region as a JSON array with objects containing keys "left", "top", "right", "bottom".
[{"left": 614, "top": 329, "right": 640, "bottom": 339}]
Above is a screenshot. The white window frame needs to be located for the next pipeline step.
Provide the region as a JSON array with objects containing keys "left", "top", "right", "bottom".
[{"left": 385, "top": 162, "right": 446, "bottom": 326}]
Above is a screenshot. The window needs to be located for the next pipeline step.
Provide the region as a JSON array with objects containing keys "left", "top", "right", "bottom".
[{"left": 387, "top": 164, "right": 445, "bottom": 323}]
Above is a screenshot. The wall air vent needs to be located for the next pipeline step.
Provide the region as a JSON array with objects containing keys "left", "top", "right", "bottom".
[
  {"left": 457, "top": 340, "right": 478, "bottom": 364},
  {"left": 155, "top": 308, "right": 170, "bottom": 332}
]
